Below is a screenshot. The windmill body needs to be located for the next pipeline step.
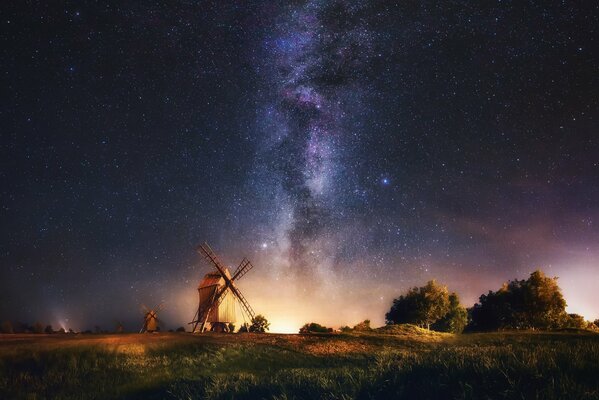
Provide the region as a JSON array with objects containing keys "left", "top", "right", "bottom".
[
  {"left": 140, "top": 304, "right": 163, "bottom": 333},
  {"left": 198, "top": 269, "right": 236, "bottom": 327},
  {"left": 190, "top": 243, "right": 256, "bottom": 333}
]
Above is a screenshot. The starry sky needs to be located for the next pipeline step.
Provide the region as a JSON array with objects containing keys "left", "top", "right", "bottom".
[{"left": 1, "top": 1, "right": 598, "bottom": 332}]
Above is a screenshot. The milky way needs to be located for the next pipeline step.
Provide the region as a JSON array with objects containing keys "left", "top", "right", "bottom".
[
  {"left": 253, "top": 1, "right": 375, "bottom": 279},
  {"left": 1, "top": 1, "right": 598, "bottom": 331}
]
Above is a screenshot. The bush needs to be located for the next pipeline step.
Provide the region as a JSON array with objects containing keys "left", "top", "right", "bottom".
[
  {"left": 563, "top": 314, "right": 587, "bottom": 329},
  {"left": 249, "top": 315, "right": 270, "bottom": 333},
  {"left": 353, "top": 320, "right": 372, "bottom": 331},
  {"left": 299, "top": 323, "right": 331, "bottom": 333},
  {"left": 176, "top": 327, "right": 186, "bottom": 333},
  {"left": 238, "top": 323, "right": 249, "bottom": 333}
]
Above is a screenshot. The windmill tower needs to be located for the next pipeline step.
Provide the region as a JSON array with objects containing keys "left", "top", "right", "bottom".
[
  {"left": 140, "top": 303, "right": 164, "bottom": 333},
  {"left": 189, "top": 243, "right": 256, "bottom": 333}
]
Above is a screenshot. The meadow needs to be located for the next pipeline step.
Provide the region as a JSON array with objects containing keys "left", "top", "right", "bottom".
[{"left": 1, "top": 326, "right": 598, "bottom": 399}]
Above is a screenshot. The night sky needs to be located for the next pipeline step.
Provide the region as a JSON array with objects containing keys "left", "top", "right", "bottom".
[{"left": 2, "top": 1, "right": 598, "bottom": 332}]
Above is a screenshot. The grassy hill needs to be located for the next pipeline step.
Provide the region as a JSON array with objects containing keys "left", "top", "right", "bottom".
[{"left": 1, "top": 328, "right": 598, "bottom": 399}]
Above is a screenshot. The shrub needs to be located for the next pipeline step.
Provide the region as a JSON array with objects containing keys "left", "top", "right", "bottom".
[
  {"left": 353, "top": 320, "right": 372, "bottom": 331},
  {"left": 249, "top": 315, "right": 270, "bottom": 333},
  {"left": 176, "top": 327, "right": 186, "bottom": 333},
  {"left": 563, "top": 314, "right": 587, "bottom": 329},
  {"left": 299, "top": 323, "right": 330, "bottom": 333}
]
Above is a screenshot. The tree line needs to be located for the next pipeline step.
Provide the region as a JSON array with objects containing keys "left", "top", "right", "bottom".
[{"left": 385, "top": 270, "right": 599, "bottom": 333}]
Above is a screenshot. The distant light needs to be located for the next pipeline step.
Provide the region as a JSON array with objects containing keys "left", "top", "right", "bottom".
[{"left": 261, "top": 242, "right": 268, "bottom": 249}]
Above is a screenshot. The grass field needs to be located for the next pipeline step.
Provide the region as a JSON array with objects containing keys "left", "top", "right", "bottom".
[{"left": 1, "top": 326, "right": 598, "bottom": 399}]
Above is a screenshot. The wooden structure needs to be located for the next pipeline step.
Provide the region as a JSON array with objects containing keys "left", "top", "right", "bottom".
[
  {"left": 189, "top": 243, "right": 256, "bottom": 333},
  {"left": 140, "top": 303, "right": 163, "bottom": 333}
]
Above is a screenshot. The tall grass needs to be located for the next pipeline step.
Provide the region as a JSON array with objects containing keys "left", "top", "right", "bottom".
[{"left": 0, "top": 331, "right": 598, "bottom": 399}]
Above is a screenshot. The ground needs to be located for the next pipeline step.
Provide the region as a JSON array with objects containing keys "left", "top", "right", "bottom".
[{"left": 1, "top": 326, "right": 598, "bottom": 399}]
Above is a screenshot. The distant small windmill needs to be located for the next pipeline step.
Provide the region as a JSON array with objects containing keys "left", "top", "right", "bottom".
[
  {"left": 140, "top": 303, "right": 164, "bottom": 333},
  {"left": 189, "top": 243, "right": 256, "bottom": 333}
]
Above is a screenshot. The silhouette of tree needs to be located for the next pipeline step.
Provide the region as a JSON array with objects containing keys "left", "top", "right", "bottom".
[
  {"left": 299, "top": 322, "right": 331, "bottom": 333},
  {"left": 469, "top": 270, "right": 567, "bottom": 331},
  {"left": 249, "top": 315, "right": 270, "bottom": 333},
  {"left": 386, "top": 280, "right": 451, "bottom": 330},
  {"left": 431, "top": 293, "right": 468, "bottom": 333},
  {"left": 44, "top": 325, "right": 53, "bottom": 334}
]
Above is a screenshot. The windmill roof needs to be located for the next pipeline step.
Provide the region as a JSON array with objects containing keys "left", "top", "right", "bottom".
[{"left": 198, "top": 268, "right": 231, "bottom": 288}]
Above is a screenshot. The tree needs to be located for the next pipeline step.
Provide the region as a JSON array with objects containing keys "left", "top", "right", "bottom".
[
  {"left": 431, "top": 293, "right": 468, "bottom": 333},
  {"left": 469, "top": 270, "right": 568, "bottom": 331},
  {"left": 249, "top": 315, "right": 270, "bottom": 333},
  {"left": 176, "top": 326, "right": 186, "bottom": 333},
  {"left": 386, "top": 280, "right": 451, "bottom": 330},
  {"left": 1, "top": 321, "right": 13, "bottom": 334},
  {"left": 44, "top": 325, "right": 54, "bottom": 334}
]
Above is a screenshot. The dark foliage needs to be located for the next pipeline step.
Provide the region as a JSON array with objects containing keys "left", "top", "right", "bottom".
[
  {"left": 299, "top": 322, "right": 332, "bottom": 333},
  {"left": 249, "top": 315, "right": 270, "bottom": 333},
  {"left": 431, "top": 293, "right": 468, "bottom": 333},
  {"left": 353, "top": 320, "right": 372, "bottom": 331},
  {"left": 386, "top": 280, "right": 466, "bottom": 332},
  {"left": 469, "top": 270, "right": 568, "bottom": 331}
]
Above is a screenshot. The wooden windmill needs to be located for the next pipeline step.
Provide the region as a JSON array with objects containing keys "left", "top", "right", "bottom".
[
  {"left": 190, "top": 243, "right": 256, "bottom": 333},
  {"left": 140, "top": 303, "right": 164, "bottom": 333}
]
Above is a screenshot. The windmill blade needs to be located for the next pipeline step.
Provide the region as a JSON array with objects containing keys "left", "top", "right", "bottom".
[
  {"left": 155, "top": 302, "right": 165, "bottom": 312},
  {"left": 231, "top": 258, "right": 253, "bottom": 282},
  {"left": 228, "top": 283, "right": 255, "bottom": 321},
  {"left": 197, "top": 243, "right": 229, "bottom": 278},
  {"left": 140, "top": 304, "right": 150, "bottom": 314}
]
